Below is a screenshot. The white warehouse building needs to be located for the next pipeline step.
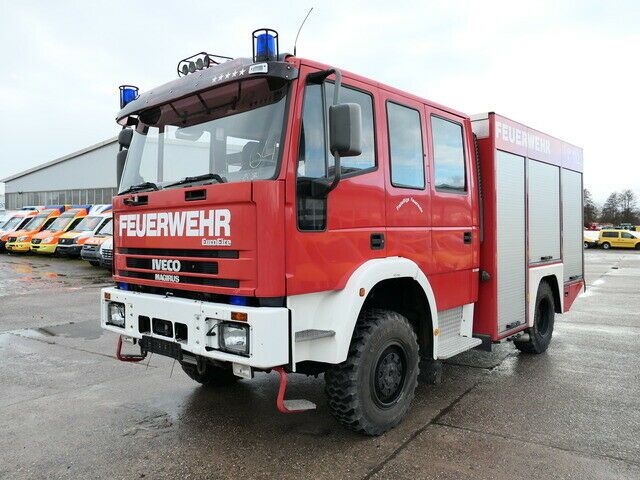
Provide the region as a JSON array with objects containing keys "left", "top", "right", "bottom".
[{"left": 1, "top": 138, "right": 119, "bottom": 209}]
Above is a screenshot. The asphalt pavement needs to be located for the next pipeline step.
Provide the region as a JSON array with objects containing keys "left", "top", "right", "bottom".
[{"left": 0, "top": 250, "right": 639, "bottom": 479}]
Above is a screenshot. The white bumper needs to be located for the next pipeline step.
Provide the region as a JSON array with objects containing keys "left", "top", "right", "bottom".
[{"left": 101, "top": 287, "right": 289, "bottom": 369}]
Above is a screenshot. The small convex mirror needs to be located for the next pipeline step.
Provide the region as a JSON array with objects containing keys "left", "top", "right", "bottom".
[{"left": 329, "top": 103, "right": 362, "bottom": 157}]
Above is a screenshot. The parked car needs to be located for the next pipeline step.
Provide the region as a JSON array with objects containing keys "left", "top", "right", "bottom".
[
  {"left": 30, "top": 207, "right": 90, "bottom": 254},
  {"left": 0, "top": 210, "right": 40, "bottom": 251},
  {"left": 81, "top": 219, "right": 113, "bottom": 266},
  {"left": 57, "top": 211, "right": 112, "bottom": 257},
  {"left": 597, "top": 229, "right": 640, "bottom": 250},
  {"left": 5, "top": 207, "right": 65, "bottom": 253},
  {"left": 583, "top": 230, "right": 599, "bottom": 249},
  {"left": 99, "top": 236, "right": 113, "bottom": 269}
]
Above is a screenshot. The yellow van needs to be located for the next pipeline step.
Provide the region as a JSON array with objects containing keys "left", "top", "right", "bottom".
[{"left": 597, "top": 229, "right": 640, "bottom": 250}]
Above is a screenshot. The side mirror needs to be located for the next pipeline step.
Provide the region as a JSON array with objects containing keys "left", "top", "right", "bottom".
[
  {"left": 329, "top": 103, "right": 362, "bottom": 157},
  {"left": 118, "top": 128, "right": 133, "bottom": 148}
]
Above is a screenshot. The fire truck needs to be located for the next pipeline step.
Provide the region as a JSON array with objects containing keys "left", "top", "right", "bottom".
[{"left": 102, "top": 30, "right": 584, "bottom": 435}]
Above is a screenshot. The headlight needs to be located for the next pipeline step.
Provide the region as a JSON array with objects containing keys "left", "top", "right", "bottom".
[
  {"left": 219, "top": 322, "right": 249, "bottom": 355},
  {"left": 107, "top": 301, "right": 126, "bottom": 328},
  {"left": 18, "top": 236, "right": 28, "bottom": 242},
  {"left": 43, "top": 236, "right": 54, "bottom": 243}
]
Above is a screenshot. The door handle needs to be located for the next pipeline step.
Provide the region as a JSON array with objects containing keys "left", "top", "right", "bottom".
[{"left": 463, "top": 231, "right": 472, "bottom": 244}]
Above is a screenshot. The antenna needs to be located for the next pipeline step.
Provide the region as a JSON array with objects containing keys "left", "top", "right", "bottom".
[{"left": 293, "top": 7, "right": 314, "bottom": 56}]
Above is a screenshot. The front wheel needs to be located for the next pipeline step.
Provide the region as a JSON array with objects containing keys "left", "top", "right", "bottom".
[
  {"left": 325, "top": 309, "right": 419, "bottom": 436},
  {"left": 514, "top": 281, "right": 555, "bottom": 354},
  {"left": 601, "top": 242, "right": 611, "bottom": 250},
  {"left": 635, "top": 243, "right": 640, "bottom": 250}
]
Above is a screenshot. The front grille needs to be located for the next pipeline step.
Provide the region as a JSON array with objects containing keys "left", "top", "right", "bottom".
[
  {"left": 102, "top": 249, "right": 113, "bottom": 260},
  {"left": 31, "top": 238, "right": 42, "bottom": 245},
  {"left": 82, "top": 245, "right": 97, "bottom": 252},
  {"left": 120, "top": 270, "right": 239, "bottom": 288},
  {"left": 126, "top": 257, "right": 219, "bottom": 275},
  {"left": 58, "top": 238, "right": 74, "bottom": 245},
  {"left": 119, "top": 247, "right": 239, "bottom": 259}
]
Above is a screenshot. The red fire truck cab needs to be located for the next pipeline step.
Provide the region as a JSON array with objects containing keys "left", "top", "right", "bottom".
[{"left": 102, "top": 31, "right": 584, "bottom": 435}]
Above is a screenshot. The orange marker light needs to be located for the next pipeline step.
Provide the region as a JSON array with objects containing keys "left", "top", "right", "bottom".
[{"left": 231, "top": 311, "right": 248, "bottom": 322}]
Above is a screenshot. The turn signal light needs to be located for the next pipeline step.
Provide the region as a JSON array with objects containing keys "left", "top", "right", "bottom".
[{"left": 231, "top": 311, "right": 248, "bottom": 322}]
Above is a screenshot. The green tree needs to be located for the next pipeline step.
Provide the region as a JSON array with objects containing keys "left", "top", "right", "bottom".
[
  {"left": 600, "top": 192, "right": 620, "bottom": 224},
  {"left": 583, "top": 188, "right": 598, "bottom": 226},
  {"left": 619, "top": 189, "right": 639, "bottom": 224}
]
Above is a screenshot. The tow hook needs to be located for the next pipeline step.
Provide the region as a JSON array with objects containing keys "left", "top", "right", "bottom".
[
  {"left": 273, "top": 367, "right": 316, "bottom": 413},
  {"left": 115, "top": 335, "right": 147, "bottom": 362}
]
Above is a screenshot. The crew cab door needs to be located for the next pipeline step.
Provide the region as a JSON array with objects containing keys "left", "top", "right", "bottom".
[
  {"left": 284, "top": 65, "right": 386, "bottom": 295},
  {"left": 424, "top": 108, "right": 479, "bottom": 310}
]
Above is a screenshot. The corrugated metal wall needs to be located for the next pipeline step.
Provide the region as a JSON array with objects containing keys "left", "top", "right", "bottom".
[{"left": 3, "top": 141, "right": 118, "bottom": 209}]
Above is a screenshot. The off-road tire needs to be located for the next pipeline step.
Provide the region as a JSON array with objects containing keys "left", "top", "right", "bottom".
[
  {"left": 181, "top": 360, "right": 239, "bottom": 387},
  {"left": 601, "top": 242, "right": 611, "bottom": 250},
  {"left": 514, "top": 281, "right": 555, "bottom": 354},
  {"left": 325, "top": 309, "right": 419, "bottom": 436}
]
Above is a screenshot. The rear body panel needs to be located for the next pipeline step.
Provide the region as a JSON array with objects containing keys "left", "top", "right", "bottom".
[{"left": 472, "top": 113, "right": 584, "bottom": 341}]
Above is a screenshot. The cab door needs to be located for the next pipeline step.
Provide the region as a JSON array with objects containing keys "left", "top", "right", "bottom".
[
  {"left": 424, "top": 107, "right": 479, "bottom": 310},
  {"left": 284, "top": 65, "right": 386, "bottom": 296}
]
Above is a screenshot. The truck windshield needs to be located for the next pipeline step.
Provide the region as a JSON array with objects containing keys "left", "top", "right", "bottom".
[
  {"left": 1, "top": 216, "right": 23, "bottom": 231},
  {"left": 47, "top": 216, "right": 74, "bottom": 232},
  {"left": 73, "top": 216, "right": 103, "bottom": 232},
  {"left": 97, "top": 218, "right": 113, "bottom": 235},
  {"left": 120, "top": 77, "right": 288, "bottom": 193},
  {"left": 23, "top": 215, "right": 48, "bottom": 230}
]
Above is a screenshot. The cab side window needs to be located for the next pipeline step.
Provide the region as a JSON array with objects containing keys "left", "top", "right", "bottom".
[
  {"left": 431, "top": 116, "right": 467, "bottom": 192},
  {"left": 387, "top": 102, "right": 425, "bottom": 189},
  {"left": 622, "top": 232, "right": 634, "bottom": 239}
]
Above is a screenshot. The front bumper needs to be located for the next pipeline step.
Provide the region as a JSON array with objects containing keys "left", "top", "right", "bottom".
[
  {"left": 81, "top": 246, "right": 101, "bottom": 262},
  {"left": 101, "top": 287, "right": 289, "bottom": 369},
  {"left": 6, "top": 241, "right": 31, "bottom": 252},
  {"left": 31, "top": 243, "right": 58, "bottom": 254},
  {"left": 56, "top": 245, "right": 82, "bottom": 256}
]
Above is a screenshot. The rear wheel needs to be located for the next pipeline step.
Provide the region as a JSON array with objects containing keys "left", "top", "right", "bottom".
[
  {"left": 583, "top": 241, "right": 589, "bottom": 249},
  {"left": 325, "top": 309, "right": 419, "bottom": 436},
  {"left": 181, "top": 358, "right": 240, "bottom": 387},
  {"left": 601, "top": 242, "right": 611, "bottom": 250},
  {"left": 514, "top": 281, "right": 555, "bottom": 354}
]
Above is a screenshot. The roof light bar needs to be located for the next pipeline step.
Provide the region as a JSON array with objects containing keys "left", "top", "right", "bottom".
[{"left": 177, "top": 52, "right": 233, "bottom": 77}]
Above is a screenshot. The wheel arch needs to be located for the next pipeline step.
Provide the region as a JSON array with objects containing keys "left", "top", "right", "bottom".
[
  {"left": 287, "top": 257, "right": 439, "bottom": 366},
  {"left": 540, "top": 274, "right": 562, "bottom": 313}
]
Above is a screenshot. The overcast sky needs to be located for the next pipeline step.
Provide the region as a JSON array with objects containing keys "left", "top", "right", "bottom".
[{"left": 1, "top": 0, "right": 638, "bottom": 203}]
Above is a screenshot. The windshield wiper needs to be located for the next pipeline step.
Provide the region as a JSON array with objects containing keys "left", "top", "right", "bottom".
[
  {"left": 164, "top": 173, "right": 227, "bottom": 188},
  {"left": 119, "top": 181, "right": 160, "bottom": 195}
]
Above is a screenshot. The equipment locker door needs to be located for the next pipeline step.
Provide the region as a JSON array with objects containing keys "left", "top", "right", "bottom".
[
  {"left": 528, "top": 159, "right": 561, "bottom": 264},
  {"left": 496, "top": 150, "right": 526, "bottom": 332}
]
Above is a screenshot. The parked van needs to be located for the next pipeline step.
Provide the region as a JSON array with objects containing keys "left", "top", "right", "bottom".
[
  {"left": 5, "top": 207, "right": 66, "bottom": 253},
  {"left": 81, "top": 218, "right": 113, "bottom": 266},
  {"left": 30, "top": 206, "right": 90, "bottom": 254},
  {"left": 98, "top": 236, "right": 113, "bottom": 269},
  {"left": 597, "top": 229, "right": 640, "bottom": 250},
  {"left": 56, "top": 205, "right": 112, "bottom": 257},
  {"left": 0, "top": 210, "right": 39, "bottom": 251}
]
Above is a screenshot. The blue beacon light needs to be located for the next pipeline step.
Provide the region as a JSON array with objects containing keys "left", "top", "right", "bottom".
[
  {"left": 119, "top": 85, "right": 139, "bottom": 109},
  {"left": 253, "top": 29, "right": 278, "bottom": 62}
]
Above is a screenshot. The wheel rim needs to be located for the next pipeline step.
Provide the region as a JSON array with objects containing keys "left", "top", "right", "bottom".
[
  {"left": 372, "top": 344, "right": 407, "bottom": 408},
  {"left": 536, "top": 297, "right": 552, "bottom": 336}
]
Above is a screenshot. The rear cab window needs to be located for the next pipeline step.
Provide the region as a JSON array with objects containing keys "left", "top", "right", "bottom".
[{"left": 431, "top": 116, "right": 467, "bottom": 192}]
